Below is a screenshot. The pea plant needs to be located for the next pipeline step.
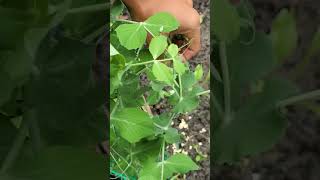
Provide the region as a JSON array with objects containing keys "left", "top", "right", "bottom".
[
  {"left": 212, "top": 0, "right": 320, "bottom": 164},
  {"left": 110, "top": 2, "right": 209, "bottom": 179},
  {"left": 0, "top": 0, "right": 107, "bottom": 179}
]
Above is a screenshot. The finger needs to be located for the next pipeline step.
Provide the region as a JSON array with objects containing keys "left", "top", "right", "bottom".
[{"left": 182, "top": 26, "right": 201, "bottom": 60}]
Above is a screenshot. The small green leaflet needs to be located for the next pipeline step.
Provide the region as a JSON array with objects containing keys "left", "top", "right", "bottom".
[
  {"left": 110, "top": 43, "right": 119, "bottom": 56},
  {"left": 212, "top": 0, "right": 240, "bottom": 42},
  {"left": 173, "top": 95, "right": 199, "bottom": 113},
  {"left": 147, "top": 90, "right": 161, "bottom": 105},
  {"left": 115, "top": 13, "right": 179, "bottom": 49},
  {"left": 194, "top": 64, "right": 203, "bottom": 80},
  {"left": 164, "top": 127, "right": 181, "bottom": 144},
  {"left": 168, "top": 44, "right": 186, "bottom": 75},
  {"left": 152, "top": 61, "right": 174, "bottom": 85},
  {"left": 173, "top": 56, "right": 186, "bottom": 75},
  {"left": 139, "top": 154, "right": 199, "bottom": 179},
  {"left": 149, "top": 35, "right": 168, "bottom": 59},
  {"left": 111, "top": 108, "right": 155, "bottom": 143},
  {"left": 115, "top": 23, "right": 147, "bottom": 50},
  {"left": 167, "top": 44, "right": 179, "bottom": 57},
  {"left": 271, "top": 9, "right": 297, "bottom": 63},
  {"left": 144, "top": 12, "right": 180, "bottom": 36}
]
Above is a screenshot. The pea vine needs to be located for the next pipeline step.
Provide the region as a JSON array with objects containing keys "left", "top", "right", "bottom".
[
  {"left": 213, "top": 0, "right": 320, "bottom": 164},
  {"left": 110, "top": 2, "right": 209, "bottom": 179}
]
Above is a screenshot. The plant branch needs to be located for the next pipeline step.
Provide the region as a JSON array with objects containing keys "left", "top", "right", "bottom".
[
  {"left": 116, "top": 19, "right": 138, "bottom": 24},
  {"left": 196, "top": 90, "right": 210, "bottom": 96},
  {"left": 160, "top": 139, "right": 165, "bottom": 180},
  {"left": 142, "top": 95, "right": 153, "bottom": 117},
  {"left": 178, "top": 75, "right": 183, "bottom": 101},
  {"left": 129, "top": 58, "right": 172, "bottom": 67},
  {"left": 277, "top": 89, "right": 320, "bottom": 107},
  {"left": 219, "top": 41, "right": 232, "bottom": 123}
]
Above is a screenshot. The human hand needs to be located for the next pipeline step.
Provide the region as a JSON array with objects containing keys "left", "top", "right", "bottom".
[{"left": 122, "top": 0, "right": 201, "bottom": 60}]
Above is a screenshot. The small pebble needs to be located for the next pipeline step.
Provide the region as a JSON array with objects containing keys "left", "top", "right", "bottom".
[
  {"left": 200, "top": 128, "right": 207, "bottom": 133},
  {"left": 182, "top": 150, "right": 188, "bottom": 155}
]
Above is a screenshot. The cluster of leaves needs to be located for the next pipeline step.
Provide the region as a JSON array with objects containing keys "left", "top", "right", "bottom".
[
  {"left": 0, "top": 0, "right": 107, "bottom": 179},
  {"left": 212, "top": 0, "right": 320, "bottom": 163},
  {"left": 110, "top": 1, "right": 208, "bottom": 179}
]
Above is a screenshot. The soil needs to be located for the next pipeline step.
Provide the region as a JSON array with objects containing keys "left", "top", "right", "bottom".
[
  {"left": 212, "top": 0, "right": 320, "bottom": 180},
  {"left": 150, "top": 0, "right": 211, "bottom": 179},
  {"left": 182, "top": 0, "right": 211, "bottom": 179}
]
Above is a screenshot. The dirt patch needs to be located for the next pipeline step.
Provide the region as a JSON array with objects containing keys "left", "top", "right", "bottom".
[{"left": 182, "top": 0, "right": 211, "bottom": 179}]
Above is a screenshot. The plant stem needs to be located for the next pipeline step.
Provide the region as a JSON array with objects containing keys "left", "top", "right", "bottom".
[
  {"left": 212, "top": 94, "right": 224, "bottom": 119},
  {"left": 82, "top": 24, "right": 107, "bottom": 43},
  {"left": 116, "top": 19, "right": 138, "bottom": 24},
  {"left": 178, "top": 75, "right": 183, "bottom": 101},
  {"left": 67, "top": 3, "right": 108, "bottom": 14},
  {"left": 143, "top": 25, "right": 155, "bottom": 37},
  {"left": 160, "top": 139, "right": 165, "bottom": 180},
  {"left": 277, "top": 89, "right": 320, "bottom": 107},
  {"left": 196, "top": 90, "right": 210, "bottom": 96},
  {"left": 0, "top": 122, "right": 28, "bottom": 173},
  {"left": 142, "top": 95, "right": 153, "bottom": 117},
  {"left": 111, "top": 99, "right": 120, "bottom": 117},
  {"left": 24, "top": 108, "right": 42, "bottom": 154},
  {"left": 219, "top": 41, "right": 232, "bottom": 124},
  {"left": 23, "top": 82, "right": 42, "bottom": 154},
  {"left": 129, "top": 58, "right": 172, "bottom": 67}
]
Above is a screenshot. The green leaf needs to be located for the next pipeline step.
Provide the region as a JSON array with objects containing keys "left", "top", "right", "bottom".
[
  {"left": 149, "top": 35, "right": 168, "bottom": 59},
  {"left": 111, "top": 108, "right": 155, "bottom": 143},
  {"left": 12, "top": 146, "right": 105, "bottom": 180},
  {"left": 164, "top": 128, "right": 181, "bottom": 144},
  {"left": 118, "top": 74, "right": 144, "bottom": 107},
  {"left": 110, "top": 43, "right": 119, "bottom": 56},
  {"left": 150, "top": 81, "right": 165, "bottom": 92},
  {"left": 147, "top": 90, "right": 161, "bottom": 105},
  {"left": 0, "top": 7, "right": 31, "bottom": 49},
  {"left": 194, "top": 64, "right": 203, "bottom": 81},
  {"left": 152, "top": 61, "right": 174, "bottom": 85},
  {"left": 271, "top": 9, "right": 297, "bottom": 63},
  {"left": 30, "top": 38, "right": 105, "bottom": 146},
  {"left": 132, "top": 139, "right": 161, "bottom": 163},
  {"left": 307, "top": 28, "right": 320, "bottom": 58},
  {"left": 24, "top": 28, "right": 49, "bottom": 59},
  {"left": 144, "top": 12, "right": 179, "bottom": 36},
  {"left": 167, "top": 44, "right": 179, "bottom": 57},
  {"left": 173, "top": 95, "right": 199, "bottom": 113},
  {"left": 140, "top": 154, "right": 198, "bottom": 179},
  {"left": 173, "top": 56, "right": 186, "bottom": 75},
  {"left": 165, "top": 154, "right": 199, "bottom": 173},
  {"left": 115, "top": 23, "right": 147, "bottom": 50},
  {"left": 212, "top": 0, "right": 240, "bottom": 42},
  {"left": 224, "top": 32, "right": 276, "bottom": 107},
  {"left": 111, "top": 0, "right": 124, "bottom": 21},
  {"left": 213, "top": 78, "right": 299, "bottom": 163},
  {"left": 181, "top": 72, "right": 196, "bottom": 90}
]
